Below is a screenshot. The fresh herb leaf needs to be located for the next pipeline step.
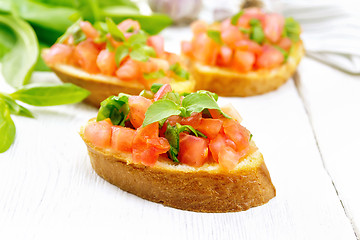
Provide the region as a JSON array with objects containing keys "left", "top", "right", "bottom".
[
  {"left": 129, "top": 45, "right": 156, "bottom": 62},
  {"left": 115, "top": 45, "right": 129, "bottom": 66},
  {"left": 162, "top": 92, "right": 181, "bottom": 105},
  {"left": 139, "top": 90, "right": 154, "bottom": 99},
  {"left": 127, "top": 32, "right": 148, "bottom": 46},
  {"left": 195, "top": 90, "right": 219, "bottom": 101},
  {"left": 0, "top": 93, "right": 34, "bottom": 118},
  {"left": 0, "top": 100, "right": 16, "bottom": 153},
  {"left": 207, "top": 30, "right": 222, "bottom": 45},
  {"left": 142, "top": 99, "right": 181, "bottom": 126},
  {"left": 57, "top": 18, "right": 85, "bottom": 44},
  {"left": 283, "top": 17, "right": 301, "bottom": 42},
  {"left": 106, "top": 17, "right": 125, "bottom": 42},
  {"left": 239, "top": 27, "right": 250, "bottom": 34},
  {"left": 143, "top": 69, "right": 166, "bottom": 80},
  {"left": 10, "top": 83, "right": 90, "bottom": 106},
  {"left": 164, "top": 124, "right": 180, "bottom": 163},
  {"left": 249, "top": 133, "right": 253, "bottom": 141},
  {"left": 231, "top": 11, "right": 244, "bottom": 25},
  {"left": 177, "top": 123, "right": 207, "bottom": 138},
  {"left": 150, "top": 83, "right": 163, "bottom": 93},
  {"left": 97, "top": 93, "right": 129, "bottom": 125},
  {"left": 249, "top": 18, "right": 265, "bottom": 44},
  {"left": 169, "top": 62, "right": 189, "bottom": 80},
  {"left": 0, "top": 14, "right": 38, "bottom": 88}
]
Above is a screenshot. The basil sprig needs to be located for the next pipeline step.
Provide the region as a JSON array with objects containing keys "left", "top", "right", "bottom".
[
  {"left": 206, "top": 30, "right": 223, "bottom": 45},
  {"left": 283, "top": 17, "right": 301, "bottom": 42},
  {"left": 97, "top": 93, "right": 130, "bottom": 125},
  {"left": 249, "top": 18, "right": 265, "bottom": 44},
  {"left": 165, "top": 123, "right": 207, "bottom": 163},
  {"left": 231, "top": 11, "right": 244, "bottom": 25},
  {"left": 0, "top": 83, "right": 90, "bottom": 153},
  {"left": 142, "top": 90, "right": 229, "bottom": 127}
]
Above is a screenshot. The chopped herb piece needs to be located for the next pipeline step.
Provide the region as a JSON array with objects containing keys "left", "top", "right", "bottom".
[
  {"left": 283, "top": 17, "right": 301, "bottom": 42},
  {"left": 231, "top": 11, "right": 244, "bottom": 25},
  {"left": 97, "top": 93, "right": 130, "bottom": 126},
  {"left": 169, "top": 62, "right": 189, "bottom": 80},
  {"left": 115, "top": 45, "right": 129, "bottom": 66},
  {"left": 143, "top": 69, "right": 166, "bottom": 80},
  {"left": 249, "top": 18, "right": 265, "bottom": 44},
  {"left": 207, "top": 30, "right": 223, "bottom": 45},
  {"left": 150, "top": 83, "right": 164, "bottom": 93},
  {"left": 106, "top": 17, "right": 125, "bottom": 42}
]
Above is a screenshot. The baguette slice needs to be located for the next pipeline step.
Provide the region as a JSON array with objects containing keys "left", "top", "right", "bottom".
[
  {"left": 80, "top": 129, "right": 276, "bottom": 213},
  {"left": 185, "top": 41, "right": 304, "bottom": 97},
  {"left": 50, "top": 64, "right": 195, "bottom": 107}
]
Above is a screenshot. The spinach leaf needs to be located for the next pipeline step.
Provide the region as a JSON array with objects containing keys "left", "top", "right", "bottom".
[
  {"left": 97, "top": 93, "right": 129, "bottom": 125},
  {"left": 207, "top": 30, "right": 222, "bottom": 45},
  {"left": 249, "top": 18, "right": 265, "bottom": 44},
  {"left": 143, "top": 69, "right": 166, "bottom": 80},
  {"left": 115, "top": 45, "right": 129, "bottom": 66},
  {"left": 0, "top": 93, "right": 34, "bottom": 118},
  {"left": 10, "top": 83, "right": 90, "bottom": 106},
  {"left": 231, "top": 11, "right": 243, "bottom": 25},
  {"left": 169, "top": 62, "right": 189, "bottom": 80},
  {"left": 0, "top": 100, "right": 16, "bottom": 153},
  {"left": 0, "top": 14, "right": 38, "bottom": 88},
  {"left": 150, "top": 83, "right": 163, "bottom": 93},
  {"left": 142, "top": 99, "right": 181, "bottom": 126}
]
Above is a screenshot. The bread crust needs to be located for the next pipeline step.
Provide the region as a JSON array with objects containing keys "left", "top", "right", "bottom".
[
  {"left": 185, "top": 41, "right": 304, "bottom": 97},
  {"left": 81, "top": 133, "right": 276, "bottom": 212},
  {"left": 50, "top": 64, "right": 195, "bottom": 107}
]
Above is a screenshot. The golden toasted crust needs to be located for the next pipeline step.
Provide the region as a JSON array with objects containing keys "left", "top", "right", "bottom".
[
  {"left": 185, "top": 41, "right": 304, "bottom": 97},
  {"left": 81, "top": 132, "right": 276, "bottom": 212},
  {"left": 50, "top": 64, "right": 195, "bottom": 107}
]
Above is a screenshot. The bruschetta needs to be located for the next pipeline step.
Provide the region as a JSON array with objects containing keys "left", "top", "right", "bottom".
[
  {"left": 80, "top": 84, "right": 276, "bottom": 212},
  {"left": 181, "top": 7, "right": 304, "bottom": 96},
  {"left": 43, "top": 18, "right": 195, "bottom": 107}
]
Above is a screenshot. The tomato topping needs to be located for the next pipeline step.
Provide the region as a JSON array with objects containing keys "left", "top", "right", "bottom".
[
  {"left": 128, "top": 96, "right": 152, "bottom": 128},
  {"left": 84, "top": 119, "right": 112, "bottom": 148},
  {"left": 180, "top": 112, "right": 202, "bottom": 128},
  {"left": 192, "top": 33, "right": 219, "bottom": 65},
  {"left": 235, "top": 40, "right": 262, "bottom": 55},
  {"left": 74, "top": 39, "right": 100, "bottom": 73},
  {"left": 208, "top": 109, "right": 222, "bottom": 119},
  {"left": 153, "top": 83, "right": 172, "bottom": 101},
  {"left": 220, "top": 104, "right": 243, "bottom": 123},
  {"left": 96, "top": 49, "right": 116, "bottom": 75},
  {"left": 278, "top": 37, "right": 292, "bottom": 51},
  {"left": 216, "top": 46, "right": 233, "bottom": 66},
  {"left": 196, "top": 118, "right": 223, "bottom": 139},
  {"left": 115, "top": 58, "right": 141, "bottom": 81},
  {"left": 218, "top": 146, "right": 240, "bottom": 170},
  {"left": 263, "top": 13, "right": 284, "bottom": 43},
  {"left": 221, "top": 25, "right": 244, "bottom": 48},
  {"left": 178, "top": 134, "right": 209, "bottom": 167},
  {"left": 80, "top": 21, "right": 100, "bottom": 39},
  {"left": 181, "top": 41, "right": 192, "bottom": 57},
  {"left": 111, "top": 126, "right": 136, "bottom": 152},
  {"left": 209, "top": 133, "right": 226, "bottom": 162},
  {"left": 255, "top": 45, "right": 284, "bottom": 69},
  {"left": 147, "top": 35, "right": 164, "bottom": 57},
  {"left": 117, "top": 19, "right": 140, "bottom": 33},
  {"left": 191, "top": 20, "right": 208, "bottom": 35},
  {"left": 163, "top": 52, "right": 181, "bottom": 65},
  {"left": 223, "top": 119, "right": 250, "bottom": 158},
  {"left": 43, "top": 44, "right": 73, "bottom": 65},
  {"left": 231, "top": 50, "right": 255, "bottom": 72}
]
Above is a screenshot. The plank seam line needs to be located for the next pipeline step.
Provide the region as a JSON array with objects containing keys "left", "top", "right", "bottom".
[{"left": 293, "top": 72, "right": 359, "bottom": 240}]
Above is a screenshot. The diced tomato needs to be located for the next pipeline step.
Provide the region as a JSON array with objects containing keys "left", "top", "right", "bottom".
[
  {"left": 42, "top": 44, "right": 74, "bottom": 66},
  {"left": 74, "top": 39, "right": 100, "bottom": 73},
  {"left": 237, "top": 12, "right": 264, "bottom": 28},
  {"left": 84, "top": 119, "right": 112, "bottom": 148},
  {"left": 192, "top": 33, "right": 219, "bottom": 65},
  {"left": 220, "top": 18, "right": 232, "bottom": 31},
  {"left": 223, "top": 119, "right": 250, "bottom": 158},
  {"left": 115, "top": 58, "right": 141, "bottom": 81},
  {"left": 263, "top": 13, "right": 284, "bottom": 43},
  {"left": 128, "top": 96, "right": 152, "bottom": 128},
  {"left": 191, "top": 20, "right": 208, "bottom": 35},
  {"left": 216, "top": 46, "right": 233, "bottom": 66},
  {"left": 218, "top": 146, "right": 240, "bottom": 170},
  {"left": 221, "top": 25, "right": 244, "bottom": 48},
  {"left": 117, "top": 19, "right": 140, "bottom": 33},
  {"left": 153, "top": 84, "right": 172, "bottom": 101},
  {"left": 209, "top": 133, "right": 226, "bottom": 162},
  {"left": 96, "top": 49, "right": 117, "bottom": 75},
  {"left": 278, "top": 37, "right": 292, "bottom": 51},
  {"left": 208, "top": 109, "right": 222, "bottom": 119},
  {"left": 181, "top": 41, "right": 192, "bottom": 57},
  {"left": 111, "top": 125, "right": 136, "bottom": 152},
  {"left": 80, "top": 21, "right": 100, "bottom": 39},
  {"left": 163, "top": 52, "right": 181, "bottom": 65},
  {"left": 180, "top": 112, "right": 202, "bottom": 128},
  {"left": 231, "top": 50, "right": 255, "bottom": 72},
  {"left": 147, "top": 35, "right": 164, "bottom": 57},
  {"left": 235, "top": 40, "right": 262, "bottom": 55},
  {"left": 196, "top": 118, "right": 223, "bottom": 139},
  {"left": 147, "top": 137, "right": 171, "bottom": 153},
  {"left": 220, "top": 104, "right": 243, "bottom": 123},
  {"left": 255, "top": 45, "right": 284, "bottom": 69},
  {"left": 178, "top": 134, "right": 209, "bottom": 167},
  {"left": 106, "top": 34, "right": 123, "bottom": 48}
]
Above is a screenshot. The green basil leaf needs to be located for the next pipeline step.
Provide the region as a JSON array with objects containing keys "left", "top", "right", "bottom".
[
  {"left": 0, "top": 14, "right": 38, "bottom": 88},
  {"left": 239, "top": 27, "right": 250, "bottom": 34},
  {"left": 150, "top": 83, "right": 163, "bottom": 93},
  {"left": 143, "top": 69, "right": 166, "bottom": 80},
  {"left": 196, "top": 90, "right": 219, "bottom": 101},
  {"left": 10, "top": 83, "right": 90, "bottom": 106},
  {"left": 106, "top": 17, "right": 125, "bottom": 42},
  {"left": 57, "top": 18, "right": 84, "bottom": 44},
  {"left": 283, "top": 17, "right": 301, "bottom": 42},
  {"left": 169, "top": 62, "right": 189, "bottom": 80},
  {"left": 127, "top": 32, "right": 148, "bottom": 46},
  {"left": 115, "top": 45, "right": 129, "bottom": 66},
  {"left": 142, "top": 99, "right": 181, "bottom": 127},
  {"left": 177, "top": 123, "right": 207, "bottom": 138},
  {"left": 249, "top": 19, "right": 265, "bottom": 44},
  {"left": 139, "top": 90, "right": 154, "bottom": 99},
  {"left": 162, "top": 92, "right": 180, "bottom": 105},
  {"left": 182, "top": 92, "right": 227, "bottom": 117},
  {"left": 231, "top": 11, "right": 243, "bottom": 25},
  {"left": 97, "top": 93, "right": 129, "bottom": 125},
  {"left": 206, "top": 30, "right": 222, "bottom": 45},
  {"left": 164, "top": 124, "right": 180, "bottom": 163},
  {"left": 129, "top": 45, "right": 156, "bottom": 62},
  {"left": 0, "top": 93, "right": 34, "bottom": 118},
  {"left": 0, "top": 100, "right": 16, "bottom": 153},
  {"left": 249, "top": 133, "right": 253, "bottom": 141}
]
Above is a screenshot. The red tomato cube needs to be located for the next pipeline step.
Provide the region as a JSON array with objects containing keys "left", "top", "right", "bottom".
[
  {"left": 178, "top": 134, "right": 209, "bottom": 167},
  {"left": 84, "top": 120, "right": 112, "bottom": 148},
  {"left": 128, "top": 96, "right": 152, "bottom": 128},
  {"left": 111, "top": 126, "right": 136, "bottom": 152}
]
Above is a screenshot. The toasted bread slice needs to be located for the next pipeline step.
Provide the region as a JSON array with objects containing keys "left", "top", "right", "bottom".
[
  {"left": 80, "top": 130, "right": 276, "bottom": 213},
  {"left": 50, "top": 64, "right": 195, "bottom": 107},
  {"left": 185, "top": 41, "right": 304, "bottom": 97}
]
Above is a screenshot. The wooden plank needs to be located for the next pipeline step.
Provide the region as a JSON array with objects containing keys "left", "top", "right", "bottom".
[
  {"left": 0, "top": 69, "right": 356, "bottom": 239},
  {"left": 296, "top": 57, "right": 360, "bottom": 237}
]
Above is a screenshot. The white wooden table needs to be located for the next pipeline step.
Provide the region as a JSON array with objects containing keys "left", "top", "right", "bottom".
[{"left": 0, "top": 29, "right": 359, "bottom": 239}]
